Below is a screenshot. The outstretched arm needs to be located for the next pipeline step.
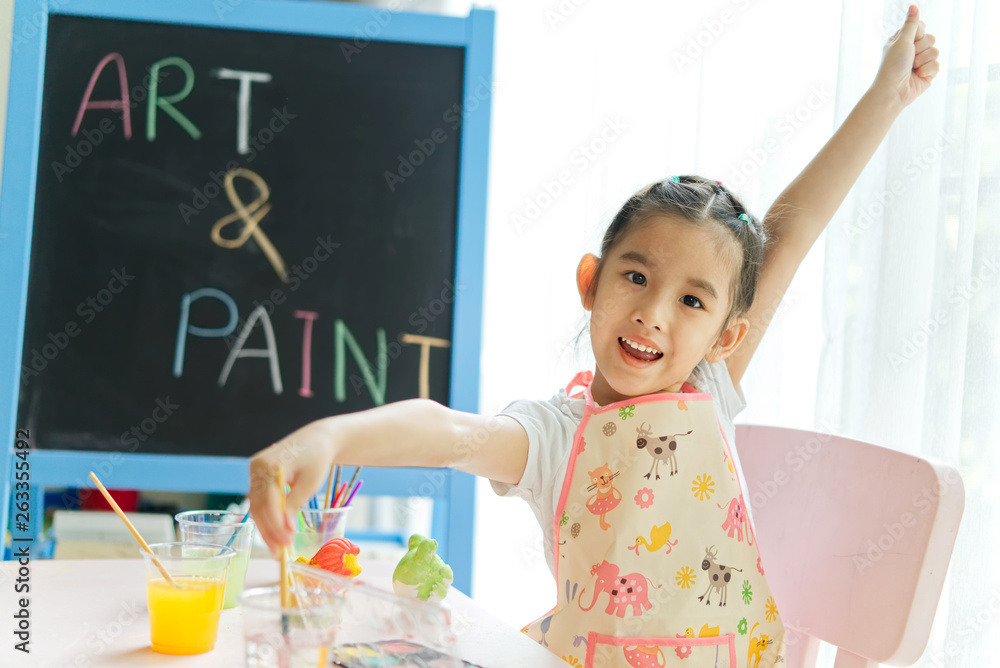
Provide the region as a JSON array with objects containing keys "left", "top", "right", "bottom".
[
  {"left": 248, "top": 399, "right": 528, "bottom": 554},
  {"left": 726, "top": 4, "right": 940, "bottom": 387}
]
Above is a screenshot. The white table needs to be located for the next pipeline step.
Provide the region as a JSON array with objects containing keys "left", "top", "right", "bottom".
[{"left": 0, "top": 558, "right": 565, "bottom": 668}]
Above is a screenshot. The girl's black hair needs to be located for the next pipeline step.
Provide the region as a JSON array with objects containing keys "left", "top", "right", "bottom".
[{"left": 595, "top": 175, "right": 769, "bottom": 337}]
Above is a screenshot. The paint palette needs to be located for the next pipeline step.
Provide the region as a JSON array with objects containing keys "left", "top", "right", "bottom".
[{"left": 330, "top": 640, "right": 482, "bottom": 668}]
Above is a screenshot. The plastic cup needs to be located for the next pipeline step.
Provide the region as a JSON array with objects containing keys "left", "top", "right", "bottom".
[
  {"left": 141, "top": 542, "right": 234, "bottom": 655},
  {"left": 176, "top": 510, "right": 255, "bottom": 608},
  {"left": 240, "top": 585, "right": 343, "bottom": 668},
  {"left": 290, "top": 507, "right": 351, "bottom": 563}
]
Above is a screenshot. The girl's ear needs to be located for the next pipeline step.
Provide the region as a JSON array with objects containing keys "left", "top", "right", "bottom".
[
  {"left": 706, "top": 316, "right": 750, "bottom": 364},
  {"left": 576, "top": 254, "right": 599, "bottom": 310}
]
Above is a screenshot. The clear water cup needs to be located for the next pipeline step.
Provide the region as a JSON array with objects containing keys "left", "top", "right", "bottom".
[
  {"left": 290, "top": 506, "right": 351, "bottom": 563},
  {"left": 240, "top": 584, "right": 343, "bottom": 667},
  {"left": 175, "top": 510, "right": 255, "bottom": 609}
]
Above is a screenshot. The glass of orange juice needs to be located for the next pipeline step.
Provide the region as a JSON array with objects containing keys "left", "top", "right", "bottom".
[{"left": 142, "top": 542, "right": 234, "bottom": 655}]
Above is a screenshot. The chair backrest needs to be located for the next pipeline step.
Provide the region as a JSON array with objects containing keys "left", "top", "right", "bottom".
[{"left": 735, "top": 424, "right": 964, "bottom": 668}]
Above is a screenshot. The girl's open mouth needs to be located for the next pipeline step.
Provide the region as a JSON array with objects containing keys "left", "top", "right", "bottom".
[{"left": 619, "top": 337, "right": 663, "bottom": 362}]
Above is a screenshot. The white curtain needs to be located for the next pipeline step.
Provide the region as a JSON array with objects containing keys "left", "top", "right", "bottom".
[
  {"left": 811, "top": 0, "right": 1000, "bottom": 665},
  {"left": 472, "top": 0, "right": 1000, "bottom": 665}
]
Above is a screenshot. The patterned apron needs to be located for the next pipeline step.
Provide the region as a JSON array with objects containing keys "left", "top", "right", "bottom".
[{"left": 524, "top": 371, "right": 785, "bottom": 668}]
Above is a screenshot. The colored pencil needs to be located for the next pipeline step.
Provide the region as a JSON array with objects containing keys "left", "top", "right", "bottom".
[
  {"left": 342, "top": 480, "right": 363, "bottom": 509},
  {"left": 336, "top": 467, "right": 362, "bottom": 508}
]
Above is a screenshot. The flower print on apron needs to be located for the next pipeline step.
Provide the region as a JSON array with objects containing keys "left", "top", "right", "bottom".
[{"left": 525, "top": 371, "right": 785, "bottom": 668}]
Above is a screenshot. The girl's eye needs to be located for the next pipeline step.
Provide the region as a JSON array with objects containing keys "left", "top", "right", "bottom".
[
  {"left": 625, "top": 271, "right": 646, "bottom": 286},
  {"left": 682, "top": 295, "right": 704, "bottom": 309}
]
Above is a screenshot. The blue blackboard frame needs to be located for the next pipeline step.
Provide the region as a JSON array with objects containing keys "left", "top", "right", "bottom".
[{"left": 0, "top": 0, "right": 493, "bottom": 596}]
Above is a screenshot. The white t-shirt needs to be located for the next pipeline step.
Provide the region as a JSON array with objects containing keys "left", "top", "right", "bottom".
[{"left": 490, "top": 358, "right": 749, "bottom": 578}]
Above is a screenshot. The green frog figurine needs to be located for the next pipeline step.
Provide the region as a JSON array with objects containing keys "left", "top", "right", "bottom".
[{"left": 392, "top": 533, "right": 454, "bottom": 601}]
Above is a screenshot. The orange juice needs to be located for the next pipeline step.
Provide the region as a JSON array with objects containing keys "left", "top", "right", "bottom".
[{"left": 147, "top": 575, "right": 225, "bottom": 654}]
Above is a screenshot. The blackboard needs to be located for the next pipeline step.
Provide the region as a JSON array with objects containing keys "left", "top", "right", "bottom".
[
  {"left": 0, "top": 0, "right": 492, "bottom": 590},
  {"left": 15, "top": 13, "right": 468, "bottom": 457}
]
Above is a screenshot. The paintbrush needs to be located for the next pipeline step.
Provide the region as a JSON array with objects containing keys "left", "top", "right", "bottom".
[
  {"left": 276, "top": 466, "right": 291, "bottom": 637},
  {"left": 224, "top": 510, "right": 251, "bottom": 550},
  {"left": 88, "top": 471, "right": 177, "bottom": 588},
  {"left": 325, "top": 465, "right": 340, "bottom": 509}
]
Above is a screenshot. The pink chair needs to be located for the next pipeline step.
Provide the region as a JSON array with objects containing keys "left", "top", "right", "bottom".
[{"left": 735, "top": 424, "right": 964, "bottom": 668}]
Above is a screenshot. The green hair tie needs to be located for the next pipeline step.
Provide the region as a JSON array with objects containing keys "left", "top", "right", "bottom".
[
  {"left": 670, "top": 175, "right": 681, "bottom": 182},
  {"left": 738, "top": 213, "right": 750, "bottom": 225}
]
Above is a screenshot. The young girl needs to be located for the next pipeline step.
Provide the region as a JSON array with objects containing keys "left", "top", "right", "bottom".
[{"left": 249, "top": 6, "right": 939, "bottom": 666}]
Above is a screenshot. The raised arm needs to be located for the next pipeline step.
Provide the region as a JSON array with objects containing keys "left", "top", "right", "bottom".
[
  {"left": 726, "top": 4, "right": 939, "bottom": 387},
  {"left": 248, "top": 399, "right": 528, "bottom": 554}
]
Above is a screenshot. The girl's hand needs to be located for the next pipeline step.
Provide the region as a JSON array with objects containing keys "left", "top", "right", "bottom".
[
  {"left": 873, "top": 4, "right": 940, "bottom": 110},
  {"left": 248, "top": 421, "right": 337, "bottom": 556},
  {"left": 246, "top": 399, "right": 529, "bottom": 557}
]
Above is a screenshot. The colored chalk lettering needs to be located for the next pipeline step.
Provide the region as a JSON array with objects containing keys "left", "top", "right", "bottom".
[
  {"left": 173, "top": 288, "right": 239, "bottom": 377},
  {"left": 295, "top": 311, "right": 319, "bottom": 398},
  {"left": 218, "top": 305, "right": 283, "bottom": 394},
  {"left": 72, "top": 52, "right": 133, "bottom": 139},
  {"left": 147, "top": 56, "right": 202, "bottom": 141}
]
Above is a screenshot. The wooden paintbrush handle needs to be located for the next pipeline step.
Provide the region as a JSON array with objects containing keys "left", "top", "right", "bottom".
[{"left": 88, "top": 472, "right": 177, "bottom": 587}]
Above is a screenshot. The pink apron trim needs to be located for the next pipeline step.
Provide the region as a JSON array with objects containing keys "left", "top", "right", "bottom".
[
  {"left": 565, "top": 370, "right": 594, "bottom": 398},
  {"left": 567, "top": 371, "right": 702, "bottom": 408},
  {"left": 554, "top": 412, "right": 592, "bottom": 588},
  {"left": 584, "top": 632, "right": 738, "bottom": 668},
  {"left": 716, "top": 417, "right": 759, "bottom": 547},
  {"left": 585, "top": 386, "right": 713, "bottom": 412}
]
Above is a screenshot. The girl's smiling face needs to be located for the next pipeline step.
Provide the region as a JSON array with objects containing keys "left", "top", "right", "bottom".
[{"left": 579, "top": 215, "right": 749, "bottom": 406}]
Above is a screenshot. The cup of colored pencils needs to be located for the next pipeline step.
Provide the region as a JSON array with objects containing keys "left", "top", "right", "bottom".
[{"left": 289, "top": 465, "right": 361, "bottom": 563}]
